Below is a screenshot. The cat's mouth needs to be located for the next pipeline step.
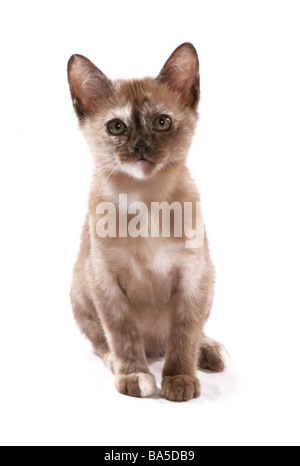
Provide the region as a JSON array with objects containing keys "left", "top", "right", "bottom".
[
  {"left": 136, "top": 156, "right": 154, "bottom": 165},
  {"left": 120, "top": 156, "right": 155, "bottom": 180},
  {"left": 134, "top": 158, "right": 155, "bottom": 173}
]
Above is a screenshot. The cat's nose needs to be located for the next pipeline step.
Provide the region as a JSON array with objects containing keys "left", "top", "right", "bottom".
[{"left": 132, "top": 141, "right": 150, "bottom": 157}]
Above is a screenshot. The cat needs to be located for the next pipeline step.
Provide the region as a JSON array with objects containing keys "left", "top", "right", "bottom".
[{"left": 68, "top": 43, "right": 229, "bottom": 402}]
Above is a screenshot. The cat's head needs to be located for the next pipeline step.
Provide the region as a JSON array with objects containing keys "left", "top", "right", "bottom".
[{"left": 68, "top": 43, "right": 200, "bottom": 181}]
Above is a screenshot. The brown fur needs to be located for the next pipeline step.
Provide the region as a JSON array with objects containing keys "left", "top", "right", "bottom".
[{"left": 68, "top": 43, "right": 228, "bottom": 402}]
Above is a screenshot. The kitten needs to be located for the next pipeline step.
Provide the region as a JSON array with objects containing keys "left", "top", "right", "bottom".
[{"left": 68, "top": 43, "right": 229, "bottom": 402}]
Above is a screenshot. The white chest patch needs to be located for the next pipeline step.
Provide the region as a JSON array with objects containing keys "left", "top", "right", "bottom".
[
  {"left": 120, "top": 161, "right": 146, "bottom": 180},
  {"left": 149, "top": 247, "right": 176, "bottom": 276}
]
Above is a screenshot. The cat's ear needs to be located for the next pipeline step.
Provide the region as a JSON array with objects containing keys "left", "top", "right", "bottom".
[
  {"left": 157, "top": 43, "right": 200, "bottom": 109},
  {"left": 68, "top": 55, "right": 112, "bottom": 120}
]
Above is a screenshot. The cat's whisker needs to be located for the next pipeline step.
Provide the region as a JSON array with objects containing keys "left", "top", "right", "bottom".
[
  {"left": 98, "top": 161, "right": 116, "bottom": 172},
  {"left": 97, "top": 156, "right": 118, "bottom": 167},
  {"left": 98, "top": 162, "right": 121, "bottom": 195},
  {"left": 97, "top": 158, "right": 112, "bottom": 166},
  {"left": 165, "top": 160, "right": 176, "bottom": 171}
]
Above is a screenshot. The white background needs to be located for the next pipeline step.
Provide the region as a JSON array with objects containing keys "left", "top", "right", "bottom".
[{"left": 0, "top": 0, "right": 299, "bottom": 447}]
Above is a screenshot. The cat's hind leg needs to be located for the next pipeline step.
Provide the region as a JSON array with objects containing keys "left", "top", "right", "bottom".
[
  {"left": 70, "top": 291, "right": 114, "bottom": 371},
  {"left": 198, "top": 336, "right": 230, "bottom": 372}
]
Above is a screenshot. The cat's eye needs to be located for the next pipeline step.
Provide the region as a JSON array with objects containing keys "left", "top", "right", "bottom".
[
  {"left": 152, "top": 115, "right": 172, "bottom": 132},
  {"left": 107, "top": 119, "right": 128, "bottom": 136}
]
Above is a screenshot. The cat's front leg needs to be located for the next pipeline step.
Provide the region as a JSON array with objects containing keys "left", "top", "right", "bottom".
[
  {"left": 162, "top": 316, "right": 202, "bottom": 402},
  {"left": 161, "top": 265, "right": 205, "bottom": 402},
  {"left": 91, "top": 284, "right": 158, "bottom": 399}
]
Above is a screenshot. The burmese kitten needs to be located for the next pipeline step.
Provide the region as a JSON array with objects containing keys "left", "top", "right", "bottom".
[{"left": 68, "top": 43, "right": 229, "bottom": 402}]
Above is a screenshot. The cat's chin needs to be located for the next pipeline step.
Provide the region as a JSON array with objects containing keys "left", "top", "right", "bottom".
[{"left": 120, "top": 160, "right": 156, "bottom": 181}]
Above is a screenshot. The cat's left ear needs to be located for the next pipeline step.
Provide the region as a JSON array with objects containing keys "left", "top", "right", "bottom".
[
  {"left": 68, "top": 54, "right": 112, "bottom": 120},
  {"left": 157, "top": 43, "right": 200, "bottom": 109}
]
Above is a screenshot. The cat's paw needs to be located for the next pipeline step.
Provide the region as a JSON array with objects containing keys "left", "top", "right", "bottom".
[
  {"left": 161, "top": 375, "right": 201, "bottom": 402},
  {"left": 198, "top": 340, "right": 230, "bottom": 372},
  {"left": 115, "top": 373, "right": 157, "bottom": 398}
]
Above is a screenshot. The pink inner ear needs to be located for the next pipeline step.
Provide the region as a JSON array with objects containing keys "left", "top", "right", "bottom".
[
  {"left": 158, "top": 44, "right": 200, "bottom": 108},
  {"left": 68, "top": 55, "right": 111, "bottom": 117},
  {"left": 176, "top": 72, "right": 200, "bottom": 107}
]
